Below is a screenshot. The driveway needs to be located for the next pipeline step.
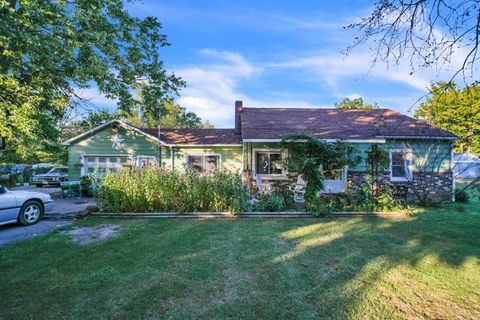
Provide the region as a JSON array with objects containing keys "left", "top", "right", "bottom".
[
  {"left": 0, "top": 187, "right": 97, "bottom": 247},
  {"left": 0, "top": 220, "right": 74, "bottom": 247}
]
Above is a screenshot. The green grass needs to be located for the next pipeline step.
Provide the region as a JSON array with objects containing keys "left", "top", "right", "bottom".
[{"left": 1, "top": 202, "right": 480, "bottom": 319}]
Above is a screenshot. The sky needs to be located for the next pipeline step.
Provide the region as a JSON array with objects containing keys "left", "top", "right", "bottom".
[{"left": 85, "top": 0, "right": 468, "bottom": 128}]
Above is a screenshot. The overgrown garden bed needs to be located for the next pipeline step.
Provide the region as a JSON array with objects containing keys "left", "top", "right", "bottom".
[{"left": 95, "top": 168, "right": 249, "bottom": 213}]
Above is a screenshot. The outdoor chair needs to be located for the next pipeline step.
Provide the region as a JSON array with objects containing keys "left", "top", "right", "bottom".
[
  {"left": 393, "top": 185, "right": 409, "bottom": 202},
  {"left": 61, "top": 181, "right": 82, "bottom": 199},
  {"left": 290, "top": 174, "right": 306, "bottom": 203},
  {"left": 255, "top": 175, "right": 272, "bottom": 196}
]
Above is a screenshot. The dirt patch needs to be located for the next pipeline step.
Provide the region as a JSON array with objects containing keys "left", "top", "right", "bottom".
[{"left": 62, "top": 224, "right": 121, "bottom": 245}]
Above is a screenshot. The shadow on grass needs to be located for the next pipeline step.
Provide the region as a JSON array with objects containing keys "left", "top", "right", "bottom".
[
  {"left": 271, "top": 204, "right": 480, "bottom": 318},
  {"left": 0, "top": 203, "right": 479, "bottom": 319}
]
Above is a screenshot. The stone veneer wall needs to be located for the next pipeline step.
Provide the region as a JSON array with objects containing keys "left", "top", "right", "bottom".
[
  {"left": 347, "top": 171, "right": 453, "bottom": 201},
  {"left": 246, "top": 170, "right": 453, "bottom": 201}
]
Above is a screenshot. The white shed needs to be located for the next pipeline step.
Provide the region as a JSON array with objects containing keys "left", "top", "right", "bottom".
[{"left": 454, "top": 153, "right": 480, "bottom": 179}]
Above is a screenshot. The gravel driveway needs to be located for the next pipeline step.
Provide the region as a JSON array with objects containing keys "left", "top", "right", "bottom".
[{"left": 0, "top": 187, "right": 97, "bottom": 247}]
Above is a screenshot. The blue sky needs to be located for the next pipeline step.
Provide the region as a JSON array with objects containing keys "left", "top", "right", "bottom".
[{"left": 85, "top": 0, "right": 465, "bottom": 128}]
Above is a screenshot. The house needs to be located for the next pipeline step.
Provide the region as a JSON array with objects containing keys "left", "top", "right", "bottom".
[
  {"left": 453, "top": 153, "right": 480, "bottom": 180},
  {"left": 63, "top": 101, "right": 457, "bottom": 200}
]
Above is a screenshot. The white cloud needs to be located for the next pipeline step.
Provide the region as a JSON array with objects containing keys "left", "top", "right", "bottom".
[
  {"left": 176, "top": 49, "right": 326, "bottom": 127},
  {"left": 269, "top": 51, "right": 432, "bottom": 91},
  {"left": 74, "top": 88, "right": 119, "bottom": 109},
  {"left": 175, "top": 49, "right": 257, "bottom": 127}
]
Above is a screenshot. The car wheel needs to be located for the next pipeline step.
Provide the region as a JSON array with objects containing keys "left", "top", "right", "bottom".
[{"left": 18, "top": 200, "right": 43, "bottom": 226}]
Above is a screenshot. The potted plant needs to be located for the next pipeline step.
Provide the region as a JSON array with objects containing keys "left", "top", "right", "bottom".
[{"left": 272, "top": 159, "right": 286, "bottom": 170}]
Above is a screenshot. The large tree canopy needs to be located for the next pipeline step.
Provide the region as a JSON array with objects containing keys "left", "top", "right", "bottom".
[
  {"left": 348, "top": 1, "right": 480, "bottom": 81},
  {"left": 414, "top": 81, "right": 480, "bottom": 155},
  {"left": 335, "top": 97, "right": 379, "bottom": 110},
  {"left": 125, "top": 99, "right": 214, "bottom": 129},
  {"left": 0, "top": 0, "right": 184, "bottom": 141}
]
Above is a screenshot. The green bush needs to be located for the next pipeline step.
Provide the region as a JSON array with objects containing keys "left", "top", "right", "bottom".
[
  {"left": 253, "top": 193, "right": 286, "bottom": 212},
  {"left": 305, "top": 193, "right": 335, "bottom": 216},
  {"left": 305, "top": 180, "right": 403, "bottom": 216},
  {"left": 95, "top": 168, "right": 249, "bottom": 213},
  {"left": 455, "top": 188, "right": 470, "bottom": 203}
]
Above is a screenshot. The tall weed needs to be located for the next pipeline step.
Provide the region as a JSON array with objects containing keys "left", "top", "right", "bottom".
[{"left": 95, "top": 168, "right": 249, "bottom": 213}]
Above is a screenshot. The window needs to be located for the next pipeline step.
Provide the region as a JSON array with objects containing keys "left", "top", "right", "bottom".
[
  {"left": 82, "top": 155, "right": 132, "bottom": 177},
  {"left": 253, "top": 150, "right": 285, "bottom": 176},
  {"left": 186, "top": 155, "right": 220, "bottom": 172},
  {"left": 137, "top": 156, "right": 156, "bottom": 168},
  {"left": 48, "top": 167, "right": 68, "bottom": 174},
  {"left": 390, "top": 150, "right": 412, "bottom": 181}
]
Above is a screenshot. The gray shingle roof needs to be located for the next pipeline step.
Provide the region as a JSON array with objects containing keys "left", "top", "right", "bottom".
[
  {"left": 140, "top": 128, "right": 242, "bottom": 145},
  {"left": 240, "top": 108, "right": 457, "bottom": 140}
]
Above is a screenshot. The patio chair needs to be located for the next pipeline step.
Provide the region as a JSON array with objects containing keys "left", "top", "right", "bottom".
[
  {"left": 393, "top": 185, "right": 409, "bottom": 202},
  {"left": 61, "top": 181, "right": 82, "bottom": 199},
  {"left": 255, "top": 175, "right": 272, "bottom": 196},
  {"left": 291, "top": 174, "right": 306, "bottom": 203}
]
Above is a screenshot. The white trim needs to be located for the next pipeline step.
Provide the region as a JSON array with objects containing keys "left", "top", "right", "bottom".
[
  {"left": 324, "top": 139, "right": 386, "bottom": 143},
  {"left": 184, "top": 153, "right": 222, "bottom": 171},
  {"left": 252, "top": 148, "right": 288, "bottom": 178},
  {"left": 80, "top": 154, "right": 133, "bottom": 177},
  {"left": 80, "top": 153, "right": 132, "bottom": 157},
  {"left": 63, "top": 120, "right": 169, "bottom": 146},
  {"left": 243, "top": 138, "right": 386, "bottom": 143},
  {"left": 389, "top": 149, "right": 413, "bottom": 182},
  {"left": 380, "top": 135, "right": 457, "bottom": 140},
  {"left": 172, "top": 144, "right": 242, "bottom": 147},
  {"left": 244, "top": 139, "right": 283, "bottom": 143}
]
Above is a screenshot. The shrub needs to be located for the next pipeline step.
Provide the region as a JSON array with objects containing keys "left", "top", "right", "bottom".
[
  {"left": 95, "top": 168, "right": 249, "bottom": 213},
  {"left": 455, "top": 188, "right": 470, "bottom": 203},
  {"left": 305, "top": 180, "right": 403, "bottom": 215},
  {"left": 305, "top": 193, "right": 335, "bottom": 216},
  {"left": 253, "top": 193, "right": 286, "bottom": 212}
]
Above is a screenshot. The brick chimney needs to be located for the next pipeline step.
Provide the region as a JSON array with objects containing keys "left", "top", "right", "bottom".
[{"left": 235, "top": 100, "right": 243, "bottom": 134}]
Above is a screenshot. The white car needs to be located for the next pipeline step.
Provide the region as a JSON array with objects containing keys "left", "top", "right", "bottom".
[{"left": 0, "top": 185, "right": 54, "bottom": 226}]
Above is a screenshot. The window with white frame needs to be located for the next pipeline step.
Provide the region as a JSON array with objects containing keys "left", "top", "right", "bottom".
[
  {"left": 186, "top": 154, "right": 220, "bottom": 172},
  {"left": 137, "top": 156, "right": 157, "bottom": 168},
  {"left": 253, "top": 149, "right": 286, "bottom": 176},
  {"left": 390, "top": 149, "right": 412, "bottom": 181},
  {"left": 82, "top": 155, "right": 132, "bottom": 177}
]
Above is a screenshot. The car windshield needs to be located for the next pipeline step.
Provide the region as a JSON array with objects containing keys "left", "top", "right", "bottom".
[{"left": 48, "top": 167, "right": 68, "bottom": 174}]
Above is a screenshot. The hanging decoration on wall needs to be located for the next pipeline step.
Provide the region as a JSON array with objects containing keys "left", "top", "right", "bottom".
[{"left": 111, "top": 133, "right": 125, "bottom": 150}]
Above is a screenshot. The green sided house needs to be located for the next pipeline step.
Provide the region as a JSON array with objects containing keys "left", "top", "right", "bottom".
[{"left": 63, "top": 101, "right": 457, "bottom": 201}]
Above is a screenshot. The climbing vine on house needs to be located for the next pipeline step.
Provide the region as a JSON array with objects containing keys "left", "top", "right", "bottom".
[
  {"left": 365, "top": 144, "right": 390, "bottom": 194},
  {"left": 280, "top": 134, "right": 361, "bottom": 202}
]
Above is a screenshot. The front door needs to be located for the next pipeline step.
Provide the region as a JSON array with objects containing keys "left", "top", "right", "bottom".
[{"left": 322, "top": 166, "right": 347, "bottom": 193}]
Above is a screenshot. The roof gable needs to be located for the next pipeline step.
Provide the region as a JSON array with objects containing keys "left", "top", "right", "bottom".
[{"left": 63, "top": 120, "right": 242, "bottom": 146}]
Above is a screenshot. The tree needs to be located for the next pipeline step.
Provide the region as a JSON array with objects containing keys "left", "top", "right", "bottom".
[
  {"left": 0, "top": 0, "right": 184, "bottom": 142},
  {"left": 125, "top": 99, "right": 213, "bottom": 129},
  {"left": 71, "top": 109, "right": 122, "bottom": 131},
  {"left": 335, "top": 97, "right": 379, "bottom": 109},
  {"left": 414, "top": 82, "right": 480, "bottom": 155},
  {"left": 348, "top": 1, "right": 480, "bottom": 81}
]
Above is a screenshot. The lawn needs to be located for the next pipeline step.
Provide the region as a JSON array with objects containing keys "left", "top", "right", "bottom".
[{"left": 1, "top": 201, "right": 479, "bottom": 319}]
